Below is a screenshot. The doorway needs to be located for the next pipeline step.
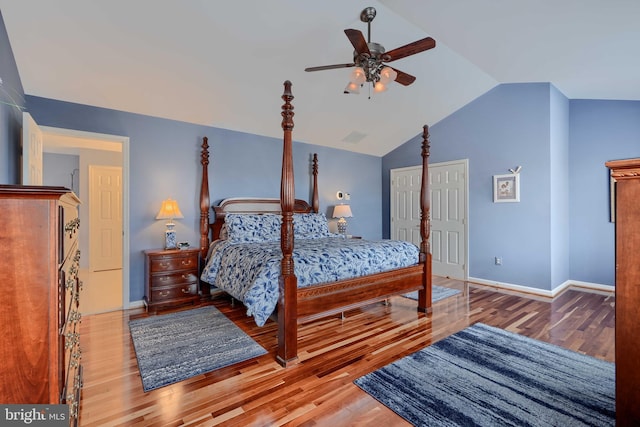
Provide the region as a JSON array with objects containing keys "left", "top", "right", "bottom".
[
  {"left": 34, "top": 120, "right": 130, "bottom": 313},
  {"left": 390, "top": 159, "right": 468, "bottom": 280}
]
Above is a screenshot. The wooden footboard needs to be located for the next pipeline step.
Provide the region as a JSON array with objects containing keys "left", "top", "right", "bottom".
[{"left": 296, "top": 265, "right": 427, "bottom": 324}]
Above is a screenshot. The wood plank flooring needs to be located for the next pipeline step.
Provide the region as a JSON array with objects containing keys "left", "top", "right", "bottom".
[{"left": 78, "top": 277, "right": 615, "bottom": 426}]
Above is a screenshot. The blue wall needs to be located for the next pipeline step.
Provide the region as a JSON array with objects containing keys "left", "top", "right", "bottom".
[
  {"left": 25, "top": 95, "right": 382, "bottom": 302},
  {"left": 0, "top": 11, "right": 24, "bottom": 184},
  {"left": 384, "top": 84, "right": 640, "bottom": 291},
  {"left": 549, "top": 85, "right": 570, "bottom": 287},
  {"left": 568, "top": 100, "right": 640, "bottom": 285},
  {"left": 384, "top": 83, "right": 556, "bottom": 290}
]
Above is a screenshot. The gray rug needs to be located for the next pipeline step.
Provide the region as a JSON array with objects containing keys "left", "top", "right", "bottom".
[
  {"left": 355, "top": 323, "right": 614, "bottom": 426},
  {"left": 404, "top": 285, "right": 461, "bottom": 302},
  {"left": 129, "top": 306, "right": 266, "bottom": 392}
]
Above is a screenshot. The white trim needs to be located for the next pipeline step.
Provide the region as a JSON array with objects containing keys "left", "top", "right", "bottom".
[
  {"left": 40, "top": 126, "right": 131, "bottom": 310},
  {"left": 128, "top": 300, "right": 145, "bottom": 310},
  {"left": 468, "top": 276, "right": 614, "bottom": 298}
]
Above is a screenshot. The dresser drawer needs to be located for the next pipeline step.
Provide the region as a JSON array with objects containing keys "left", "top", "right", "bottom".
[
  {"left": 151, "top": 283, "right": 198, "bottom": 302},
  {"left": 150, "top": 271, "right": 198, "bottom": 288},
  {"left": 150, "top": 254, "right": 198, "bottom": 273}
]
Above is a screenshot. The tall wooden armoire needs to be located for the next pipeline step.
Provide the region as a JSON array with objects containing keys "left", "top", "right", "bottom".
[
  {"left": 0, "top": 185, "right": 82, "bottom": 426},
  {"left": 606, "top": 158, "right": 640, "bottom": 426}
]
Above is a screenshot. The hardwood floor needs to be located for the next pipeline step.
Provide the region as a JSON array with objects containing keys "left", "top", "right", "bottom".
[{"left": 79, "top": 277, "right": 615, "bottom": 426}]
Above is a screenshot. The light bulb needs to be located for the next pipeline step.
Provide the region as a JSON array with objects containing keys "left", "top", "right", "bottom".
[
  {"left": 379, "top": 67, "right": 397, "bottom": 84},
  {"left": 374, "top": 81, "right": 387, "bottom": 92},
  {"left": 344, "top": 81, "right": 360, "bottom": 94},
  {"left": 350, "top": 67, "right": 366, "bottom": 85}
]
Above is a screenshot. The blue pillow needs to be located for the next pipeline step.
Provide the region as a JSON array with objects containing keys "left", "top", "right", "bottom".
[
  {"left": 293, "top": 213, "right": 331, "bottom": 239},
  {"left": 225, "top": 213, "right": 281, "bottom": 243}
]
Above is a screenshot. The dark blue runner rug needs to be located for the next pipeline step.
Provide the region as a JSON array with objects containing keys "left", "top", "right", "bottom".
[
  {"left": 129, "top": 306, "right": 266, "bottom": 392},
  {"left": 355, "top": 323, "right": 614, "bottom": 426}
]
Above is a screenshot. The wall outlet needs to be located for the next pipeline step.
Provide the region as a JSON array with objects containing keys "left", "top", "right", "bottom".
[{"left": 495, "top": 257, "right": 502, "bottom": 265}]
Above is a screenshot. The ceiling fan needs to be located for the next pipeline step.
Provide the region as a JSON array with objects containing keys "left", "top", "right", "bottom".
[{"left": 305, "top": 6, "right": 436, "bottom": 94}]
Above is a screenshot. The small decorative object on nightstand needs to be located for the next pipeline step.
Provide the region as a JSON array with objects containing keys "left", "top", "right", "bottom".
[
  {"left": 144, "top": 248, "right": 200, "bottom": 312},
  {"left": 333, "top": 204, "right": 353, "bottom": 235},
  {"left": 156, "top": 198, "right": 184, "bottom": 249}
]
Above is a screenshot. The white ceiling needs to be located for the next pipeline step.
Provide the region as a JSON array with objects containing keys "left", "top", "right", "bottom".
[{"left": 1, "top": 1, "right": 638, "bottom": 156}]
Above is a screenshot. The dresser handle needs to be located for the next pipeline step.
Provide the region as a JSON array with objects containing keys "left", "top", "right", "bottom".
[
  {"left": 159, "top": 262, "right": 170, "bottom": 268},
  {"left": 181, "top": 260, "right": 192, "bottom": 266},
  {"left": 159, "top": 291, "right": 169, "bottom": 297},
  {"left": 159, "top": 276, "right": 169, "bottom": 282},
  {"left": 181, "top": 288, "right": 190, "bottom": 294}
]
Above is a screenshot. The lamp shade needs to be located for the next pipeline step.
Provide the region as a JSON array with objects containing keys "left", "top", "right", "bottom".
[
  {"left": 332, "top": 204, "right": 353, "bottom": 218},
  {"left": 350, "top": 67, "right": 366, "bottom": 85},
  {"left": 156, "top": 198, "right": 184, "bottom": 220}
]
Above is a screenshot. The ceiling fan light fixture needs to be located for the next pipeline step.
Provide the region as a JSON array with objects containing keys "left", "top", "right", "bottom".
[
  {"left": 344, "top": 81, "right": 360, "bottom": 94},
  {"left": 374, "top": 81, "right": 387, "bottom": 93},
  {"left": 379, "top": 67, "right": 397, "bottom": 84},
  {"left": 350, "top": 67, "right": 367, "bottom": 85}
]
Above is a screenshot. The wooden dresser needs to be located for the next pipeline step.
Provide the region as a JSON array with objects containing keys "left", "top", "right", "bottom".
[
  {"left": 144, "top": 248, "right": 200, "bottom": 312},
  {"left": 606, "top": 158, "right": 640, "bottom": 426},
  {"left": 0, "top": 185, "right": 82, "bottom": 425}
]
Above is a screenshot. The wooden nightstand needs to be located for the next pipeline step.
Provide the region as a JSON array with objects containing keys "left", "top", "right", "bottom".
[{"left": 144, "top": 248, "right": 200, "bottom": 312}]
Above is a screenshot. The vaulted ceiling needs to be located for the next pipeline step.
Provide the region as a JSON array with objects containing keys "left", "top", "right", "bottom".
[{"left": 2, "top": 1, "right": 638, "bottom": 156}]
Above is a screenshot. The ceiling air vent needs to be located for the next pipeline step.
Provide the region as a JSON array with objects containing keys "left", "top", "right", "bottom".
[{"left": 341, "top": 131, "right": 367, "bottom": 144}]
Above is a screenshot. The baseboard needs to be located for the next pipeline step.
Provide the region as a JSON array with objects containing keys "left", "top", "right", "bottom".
[
  {"left": 467, "top": 277, "right": 614, "bottom": 298},
  {"left": 128, "top": 299, "right": 145, "bottom": 309}
]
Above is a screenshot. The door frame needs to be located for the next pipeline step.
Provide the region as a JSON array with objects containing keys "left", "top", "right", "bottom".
[
  {"left": 390, "top": 159, "right": 469, "bottom": 280},
  {"left": 41, "top": 126, "right": 131, "bottom": 309}
]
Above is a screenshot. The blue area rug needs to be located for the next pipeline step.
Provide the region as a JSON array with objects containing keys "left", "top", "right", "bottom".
[
  {"left": 404, "top": 285, "right": 461, "bottom": 302},
  {"left": 355, "top": 323, "right": 614, "bottom": 426},
  {"left": 129, "top": 306, "right": 266, "bottom": 392}
]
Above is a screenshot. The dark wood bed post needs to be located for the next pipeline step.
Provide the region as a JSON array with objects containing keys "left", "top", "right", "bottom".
[
  {"left": 312, "top": 153, "right": 319, "bottom": 213},
  {"left": 277, "top": 80, "right": 298, "bottom": 367},
  {"left": 199, "top": 137, "right": 212, "bottom": 300},
  {"left": 417, "top": 125, "right": 433, "bottom": 313}
]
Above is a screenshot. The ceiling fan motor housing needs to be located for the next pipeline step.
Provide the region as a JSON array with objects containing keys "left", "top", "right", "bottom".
[{"left": 354, "top": 42, "right": 388, "bottom": 82}]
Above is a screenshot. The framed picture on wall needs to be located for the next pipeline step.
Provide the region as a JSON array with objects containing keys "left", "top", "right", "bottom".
[{"left": 493, "top": 174, "right": 520, "bottom": 203}]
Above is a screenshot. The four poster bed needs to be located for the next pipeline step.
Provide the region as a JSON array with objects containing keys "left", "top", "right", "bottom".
[{"left": 198, "top": 81, "right": 432, "bottom": 367}]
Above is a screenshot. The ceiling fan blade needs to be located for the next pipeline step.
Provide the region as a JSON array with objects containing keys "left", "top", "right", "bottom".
[
  {"left": 344, "top": 29, "right": 370, "bottom": 55},
  {"left": 305, "top": 63, "right": 356, "bottom": 72},
  {"left": 384, "top": 37, "right": 436, "bottom": 62},
  {"left": 391, "top": 68, "right": 416, "bottom": 86}
]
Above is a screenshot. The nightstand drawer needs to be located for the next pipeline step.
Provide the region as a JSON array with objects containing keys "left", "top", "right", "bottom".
[
  {"left": 150, "top": 271, "right": 198, "bottom": 288},
  {"left": 150, "top": 254, "right": 198, "bottom": 273},
  {"left": 151, "top": 283, "right": 198, "bottom": 302}
]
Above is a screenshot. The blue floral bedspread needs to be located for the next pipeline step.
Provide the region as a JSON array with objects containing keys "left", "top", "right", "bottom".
[{"left": 200, "top": 237, "right": 419, "bottom": 326}]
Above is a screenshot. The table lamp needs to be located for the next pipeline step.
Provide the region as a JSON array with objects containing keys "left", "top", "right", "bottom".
[
  {"left": 156, "top": 198, "right": 184, "bottom": 249},
  {"left": 332, "top": 204, "right": 353, "bottom": 235}
]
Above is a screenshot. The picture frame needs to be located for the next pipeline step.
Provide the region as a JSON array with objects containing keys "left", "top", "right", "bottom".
[{"left": 493, "top": 174, "right": 520, "bottom": 203}]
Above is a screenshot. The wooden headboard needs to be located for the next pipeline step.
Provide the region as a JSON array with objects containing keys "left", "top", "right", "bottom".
[
  {"left": 199, "top": 138, "right": 320, "bottom": 259},
  {"left": 210, "top": 197, "right": 314, "bottom": 240}
]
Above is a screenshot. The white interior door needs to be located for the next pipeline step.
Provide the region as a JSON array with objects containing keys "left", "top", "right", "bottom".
[
  {"left": 391, "top": 160, "right": 468, "bottom": 280},
  {"left": 89, "top": 165, "right": 123, "bottom": 272},
  {"left": 430, "top": 160, "right": 467, "bottom": 279},
  {"left": 21, "top": 112, "right": 43, "bottom": 185},
  {"left": 390, "top": 166, "right": 422, "bottom": 244}
]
